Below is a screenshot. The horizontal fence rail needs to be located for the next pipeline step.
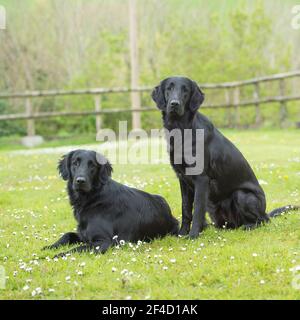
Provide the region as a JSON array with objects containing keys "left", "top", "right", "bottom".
[
  {"left": 1, "top": 95, "right": 300, "bottom": 121},
  {"left": 0, "top": 70, "right": 300, "bottom": 135},
  {"left": 1, "top": 70, "right": 300, "bottom": 99}
]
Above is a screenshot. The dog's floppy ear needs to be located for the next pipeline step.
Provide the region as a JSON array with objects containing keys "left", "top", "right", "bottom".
[
  {"left": 151, "top": 82, "right": 166, "bottom": 110},
  {"left": 189, "top": 81, "right": 205, "bottom": 112},
  {"left": 58, "top": 151, "right": 74, "bottom": 181},
  {"left": 96, "top": 153, "right": 113, "bottom": 185}
]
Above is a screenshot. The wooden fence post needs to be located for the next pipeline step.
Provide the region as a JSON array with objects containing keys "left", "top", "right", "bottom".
[
  {"left": 224, "top": 88, "right": 232, "bottom": 128},
  {"left": 25, "top": 97, "right": 35, "bottom": 136},
  {"left": 129, "top": 0, "right": 141, "bottom": 130},
  {"left": 279, "top": 79, "right": 287, "bottom": 126},
  {"left": 233, "top": 86, "right": 240, "bottom": 128},
  {"left": 94, "top": 95, "right": 102, "bottom": 133},
  {"left": 253, "top": 82, "right": 261, "bottom": 126}
]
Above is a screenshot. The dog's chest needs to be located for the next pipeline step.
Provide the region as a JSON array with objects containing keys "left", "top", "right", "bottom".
[
  {"left": 77, "top": 217, "right": 89, "bottom": 241},
  {"left": 74, "top": 208, "right": 91, "bottom": 241},
  {"left": 76, "top": 208, "right": 111, "bottom": 242},
  {"left": 172, "top": 164, "right": 194, "bottom": 187}
]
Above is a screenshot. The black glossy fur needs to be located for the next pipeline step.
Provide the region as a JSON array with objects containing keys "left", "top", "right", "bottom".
[
  {"left": 152, "top": 76, "right": 299, "bottom": 238},
  {"left": 43, "top": 149, "right": 178, "bottom": 256}
]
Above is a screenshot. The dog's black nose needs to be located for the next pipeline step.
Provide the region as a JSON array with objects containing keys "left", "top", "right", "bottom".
[
  {"left": 76, "top": 177, "right": 86, "bottom": 185},
  {"left": 170, "top": 100, "right": 180, "bottom": 107}
]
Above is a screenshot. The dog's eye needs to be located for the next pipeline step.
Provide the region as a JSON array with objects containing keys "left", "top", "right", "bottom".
[
  {"left": 167, "top": 82, "right": 174, "bottom": 91},
  {"left": 88, "top": 161, "right": 95, "bottom": 168},
  {"left": 182, "top": 86, "right": 188, "bottom": 93},
  {"left": 73, "top": 158, "right": 80, "bottom": 166}
]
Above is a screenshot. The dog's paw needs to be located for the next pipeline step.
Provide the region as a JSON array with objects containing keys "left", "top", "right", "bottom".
[
  {"left": 188, "top": 228, "right": 202, "bottom": 239},
  {"left": 202, "top": 220, "right": 209, "bottom": 229},
  {"left": 242, "top": 223, "right": 258, "bottom": 231},
  {"left": 42, "top": 245, "right": 52, "bottom": 251},
  {"left": 53, "top": 252, "right": 67, "bottom": 259},
  {"left": 178, "top": 226, "right": 190, "bottom": 237}
]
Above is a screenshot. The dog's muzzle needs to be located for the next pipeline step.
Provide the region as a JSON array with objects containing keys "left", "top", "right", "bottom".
[
  {"left": 167, "top": 100, "right": 183, "bottom": 116},
  {"left": 74, "top": 176, "right": 90, "bottom": 192}
]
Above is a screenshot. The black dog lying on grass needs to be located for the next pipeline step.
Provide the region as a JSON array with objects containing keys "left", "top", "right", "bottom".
[
  {"left": 43, "top": 149, "right": 178, "bottom": 256},
  {"left": 152, "top": 76, "right": 299, "bottom": 238}
]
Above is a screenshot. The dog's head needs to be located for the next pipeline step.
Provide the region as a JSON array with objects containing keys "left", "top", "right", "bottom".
[
  {"left": 58, "top": 150, "right": 112, "bottom": 193},
  {"left": 151, "top": 76, "right": 205, "bottom": 118}
]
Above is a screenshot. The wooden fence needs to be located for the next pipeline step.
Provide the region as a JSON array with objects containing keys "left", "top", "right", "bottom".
[{"left": 0, "top": 70, "right": 300, "bottom": 136}]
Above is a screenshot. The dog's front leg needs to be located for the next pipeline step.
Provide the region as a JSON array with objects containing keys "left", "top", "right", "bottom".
[
  {"left": 189, "top": 176, "right": 209, "bottom": 239},
  {"left": 179, "top": 179, "right": 194, "bottom": 236},
  {"left": 42, "top": 232, "right": 81, "bottom": 250},
  {"left": 54, "top": 240, "right": 112, "bottom": 258}
]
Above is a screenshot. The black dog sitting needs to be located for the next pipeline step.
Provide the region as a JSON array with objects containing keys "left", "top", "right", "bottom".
[
  {"left": 44, "top": 149, "right": 178, "bottom": 256},
  {"left": 152, "top": 76, "right": 299, "bottom": 238}
]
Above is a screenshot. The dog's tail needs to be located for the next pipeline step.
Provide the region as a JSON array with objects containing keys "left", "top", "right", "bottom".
[{"left": 268, "top": 205, "right": 300, "bottom": 218}]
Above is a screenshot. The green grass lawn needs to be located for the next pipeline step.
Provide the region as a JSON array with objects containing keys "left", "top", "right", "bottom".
[{"left": 0, "top": 129, "right": 299, "bottom": 300}]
